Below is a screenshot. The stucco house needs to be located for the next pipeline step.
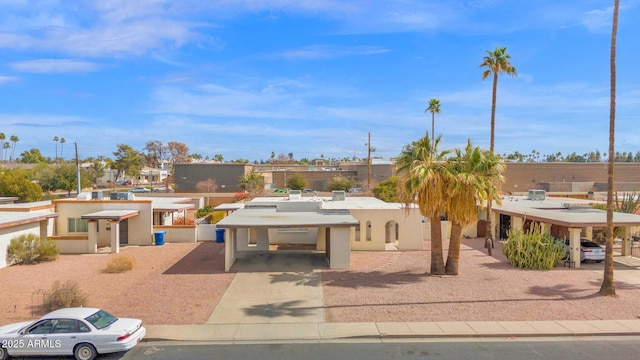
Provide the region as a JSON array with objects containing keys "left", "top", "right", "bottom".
[
  {"left": 215, "top": 191, "right": 424, "bottom": 271},
  {"left": 0, "top": 199, "right": 57, "bottom": 269},
  {"left": 50, "top": 191, "right": 199, "bottom": 254}
]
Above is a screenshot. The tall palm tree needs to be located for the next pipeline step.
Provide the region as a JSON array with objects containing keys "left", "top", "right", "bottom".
[
  {"left": 2, "top": 142, "right": 9, "bottom": 162},
  {"left": 60, "top": 137, "right": 66, "bottom": 161},
  {"left": 600, "top": 0, "right": 619, "bottom": 297},
  {"left": 9, "top": 135, "right": 19, "bottom": 162},
  {"left": 444, "top": 141, "right": 504, "bottom": 275},
  {"left": 397, "top": 132, "right": 450, "bottom": 275},
  {"left": 0, "top": 133, "right": 5, "bottom": 162},
  {"left": 425, "top": 98, "right": 441, "bottom": 145},
  {"left": 480, "top": 46, "right": 516, "bottom": 242},
  {"left": 53, "top": 136, "right": 59, "bottom": 162}
]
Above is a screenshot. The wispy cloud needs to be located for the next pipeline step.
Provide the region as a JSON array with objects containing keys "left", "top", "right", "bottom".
[
  {"left": 581, "top": 6, "right": 613, "bottom": 32},
  {"left": 10, "top": 59, "right": 101, "bottom": 73},
  {"left": 0, "top": 75, "right": 18, "bottom": 84},
  {"left": 276, "top": 45, "right": 390, "bottom": 60}
]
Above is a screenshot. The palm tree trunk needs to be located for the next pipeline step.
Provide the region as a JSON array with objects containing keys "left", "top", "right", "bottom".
[
  {"left": 600, "top": 0, "right": 618, "bottom": 297},
  {"left": 445, "top": 221, "right": 463, "bottom": 275},
  {"left": 490, "top": 72, "right": 498, "bottom": 154},
  {"left": 431, "top": 113, "right": 435, "bottom": 145},
  {"left": 430, "top": 216, "right": 445, "bottom": 275}
]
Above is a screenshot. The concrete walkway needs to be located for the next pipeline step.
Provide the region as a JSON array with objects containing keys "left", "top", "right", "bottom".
[{"left": 148, "top": 253, "right": 640, "bottom": 342}]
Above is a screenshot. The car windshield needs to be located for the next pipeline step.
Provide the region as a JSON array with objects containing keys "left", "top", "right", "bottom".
[{"left": 85, "top": 310, "right": 118, "bottom": 329}]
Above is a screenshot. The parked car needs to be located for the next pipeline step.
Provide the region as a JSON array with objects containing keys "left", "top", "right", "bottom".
[
  {"left": 0, "top": 307, "right": 145, "bottom": 360},
  {"left": 152, "top": 185, "right": 173, "bottom": 192},
  {"left": 130, "top": 187, "right": 151, "bottom": 193},
  {"left": 116, "top": 179, "right": 132, "bottom": 186},
  {"left": 565, "top": 239, "right": 605, "bottom": 263}
]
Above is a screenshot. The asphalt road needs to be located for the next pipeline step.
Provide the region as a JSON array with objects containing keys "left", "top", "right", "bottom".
[{"left": 110, "top": 337, "right": 640, "bottom": 360}]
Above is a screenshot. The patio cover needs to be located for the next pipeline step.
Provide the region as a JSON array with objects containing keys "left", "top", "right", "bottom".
[
  {"left": 216, "top": 207, "right": 359, "bottom": 228},
  {"left": 81, "top": 210, "right": 139, "bottom": 221}
]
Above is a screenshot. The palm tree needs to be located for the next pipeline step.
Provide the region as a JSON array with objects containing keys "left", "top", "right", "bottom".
[
  {"left": 397, "top": 132, "right": 450, "bottom": 275},
  {"left": 480, "top": 46, "right": 516, "bottom": 242},
  {"left": 444, "top": 141, "right": 504, "bottom": 275},
  {"left": 2, "top": 142, "right": 9, "bottom": 162},
  {"left": 425, "top": 98, "right": 441, "bottom": 145},
  {"left": 60, "top": 138, "right": 66, "bottom": 161},
  {"left": 53, "top": 136, "right": 59, "bottom": 162},
  {"left": 600, "top": 0, "right": 619, "bottom": 297},
  {"left": 0, "top": 133, "right": 5, "bottom": 162},
  {"left": 9, "top": 135, "right": 19, "bottom": 162}
]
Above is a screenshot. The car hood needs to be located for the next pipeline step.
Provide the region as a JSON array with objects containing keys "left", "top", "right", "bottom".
[{"left": 0, "top": 321, "right": 32, "bottom": 335}]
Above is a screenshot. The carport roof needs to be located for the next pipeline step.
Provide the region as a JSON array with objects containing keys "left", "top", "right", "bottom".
[
  {"left": 494, "top": 196, "right": 640, "bottom": 228},
  {"left": 81, "top": 210, "right": 139, "bottom": 221},
  {"left": 216, "top": 207, "right": 359, "bottom": 228}
]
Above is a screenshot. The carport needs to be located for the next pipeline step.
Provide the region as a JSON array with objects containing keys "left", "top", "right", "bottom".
[
  {"left": 216, "top": 206, "right": 359, "bottom": 271},
  {"left": 492, "top": 196, "right": 640, "bottom": 268}
]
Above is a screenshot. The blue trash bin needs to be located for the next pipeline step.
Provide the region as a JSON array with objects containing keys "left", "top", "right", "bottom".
[
  {"left": 154, "top": 231, "right": 166, "bottom": 246},
  {"left": 215, "top": 228, "right": 225, "bottom": 243}
]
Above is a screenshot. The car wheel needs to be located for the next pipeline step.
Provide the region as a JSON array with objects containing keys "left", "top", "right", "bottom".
[
  {"left": 74, "top": 343, "right": 97, "bottom": 360},
  {"left": 0, "top": 346, "right": 9, "bottom": 360},
  {"left": 596, "top": 260, "right": 603, "bottom": 263}
]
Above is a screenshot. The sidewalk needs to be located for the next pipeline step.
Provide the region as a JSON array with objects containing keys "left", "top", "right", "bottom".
[{"left": 145, "top": 319, "right": 640, "bottom": 342}]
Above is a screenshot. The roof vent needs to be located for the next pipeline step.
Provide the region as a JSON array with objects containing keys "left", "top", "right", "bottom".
[
  {"left": 332, "top": 190, "right": 346, "bottom": 201},
  {"left": 288, "top": 190, "right": 302, "bottom": 201},
  {"left": 527, "top": 189, "right": 546, "bottom": 201},
  {"left": 110, "top": 192, "right": 135, "bottom": 200}
]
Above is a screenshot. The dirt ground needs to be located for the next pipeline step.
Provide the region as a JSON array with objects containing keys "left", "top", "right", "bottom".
[
  {"left": 0, "top": 242, "right": 235, "bottom": 325},
  {"left": 323, "top": 238, "right": 640, "bottom": 322},
  {"left": 1, "top": 239, "right": 639, "bottom": 325}
]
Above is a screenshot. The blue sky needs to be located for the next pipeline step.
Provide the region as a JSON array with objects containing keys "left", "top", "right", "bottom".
[{"left": 1, "top": 0, "right": 639, "bottom": 163}]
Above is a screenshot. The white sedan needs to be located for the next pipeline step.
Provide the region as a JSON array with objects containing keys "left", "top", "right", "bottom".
[{"left": 0, "top": 307, "right": 145, "bottom": 360}]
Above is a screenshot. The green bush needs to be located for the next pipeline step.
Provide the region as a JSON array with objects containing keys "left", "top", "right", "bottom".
[
  {"left": 6, "top": 233, "right": 59, "bottom": 265},
  {"left": 373, "top": 176, "right": 400, "bottom": 202},
  {"left": 327, "top": 176, "right": 356, "bottom": 191},
  {"left": 196, "top": 204, "right": 216, "bottom": 218},
  {"left": 501, "top": 224, "right": 565, "bottom": 270},
  {"left": 43, "top": 280, "right": 88, "bottom": 312},
  {"left": 286, "top": 174, "right": 307, "bottom": 190}
]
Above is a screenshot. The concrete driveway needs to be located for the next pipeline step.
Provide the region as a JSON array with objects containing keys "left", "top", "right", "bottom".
[{"left": 207, "top": 251, "right": 328, "bottom": 324}]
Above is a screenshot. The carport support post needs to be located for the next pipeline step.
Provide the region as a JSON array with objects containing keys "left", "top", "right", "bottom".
[
  {"left": 621, "top": 226, "right": 631, "bottom": 256},
  {"left": 87, "top": 220, "right": 98, "bottom": 254},
  {"left": 569, "top": 228, "right": 581, "bottom": 268},
  {"left": 110, "top": 221, "right": 120, "bottom": 254}
]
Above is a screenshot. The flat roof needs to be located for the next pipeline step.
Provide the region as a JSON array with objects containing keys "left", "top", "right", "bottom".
[
  {"left": 249, "top": 196, "right": 407, "bottom": 210},
  {"left": 216, "top": 207, "right": 359, "bottom": 228},
  {"left": 81, "top": 210, "right": 140, "bottom": 221},
  {"left": 0, "top": 210, "right": 57, "bottom": 229},
  {"left": 494, "top": 195, "right": 640, "bottom": 228}
]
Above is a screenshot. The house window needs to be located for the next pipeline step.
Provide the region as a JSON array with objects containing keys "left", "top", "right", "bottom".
[
  {"left": 68, "top": 218, "right": 89, "bottom": 233},
  {"left": 355, "top": 224, "right": 361, "bottom": 241},
  {"left": 366, "top": 221, "right": 372, "bottom": 241}
]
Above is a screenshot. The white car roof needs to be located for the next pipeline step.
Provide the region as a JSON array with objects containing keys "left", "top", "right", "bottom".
[{"left": 41, "top": 307, "right": 102, "bottom": 320}]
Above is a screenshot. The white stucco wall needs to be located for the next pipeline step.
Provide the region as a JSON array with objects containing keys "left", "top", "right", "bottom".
[
  {"left": 268, "top": 228, "right": 318, "bottom": 245},
  {"left": 0, "top": 222, "right": 42, "bottom": 269},
  {"left": 348, "top": 208, "right": 423, "bottom": 251}
]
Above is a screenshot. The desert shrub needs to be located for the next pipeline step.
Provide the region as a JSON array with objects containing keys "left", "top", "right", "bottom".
[
  {"left": 6, "top": 233, "right": 59, "bottom": 265},
  {"left": 43, "top": 280, "right": 88, "bottom": 312},
  {"left": 286, "top": 174, "right": 307, "bottom": 190},
  {"left": 327, "top": 176, "right": 357, "bottom": 191},
  {"left": 211, "top": 211, "right": 225, "bottom": 224},
  {"left": 106, "top": 254, "right": 136, "bottom": 273},
  {"left": 501, "top": 224, "right": 565, "bottom": 270},
  {"left": 196, "top": 204, "right": 216, "bottom": 218}
]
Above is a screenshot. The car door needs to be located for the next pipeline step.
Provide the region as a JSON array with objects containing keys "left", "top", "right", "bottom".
[
  {"left": 48, "top": 318, "right": 90, "bottom": 356},
  {"left": 12, "top": 319, "right": 58, "bottom": 356}
]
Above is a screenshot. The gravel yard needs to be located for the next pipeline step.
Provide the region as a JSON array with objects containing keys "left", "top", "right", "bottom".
[{"left": 1, "top": 239, "right": 639, "bottom": 326}]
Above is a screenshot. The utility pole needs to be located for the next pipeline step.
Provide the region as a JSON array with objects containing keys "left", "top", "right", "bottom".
[
  {"left": 75, "top": 142, "right": 81, "bottom": 195},
  {"left": 365, "top": 132, "right": 375, "bottom": 190}
]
